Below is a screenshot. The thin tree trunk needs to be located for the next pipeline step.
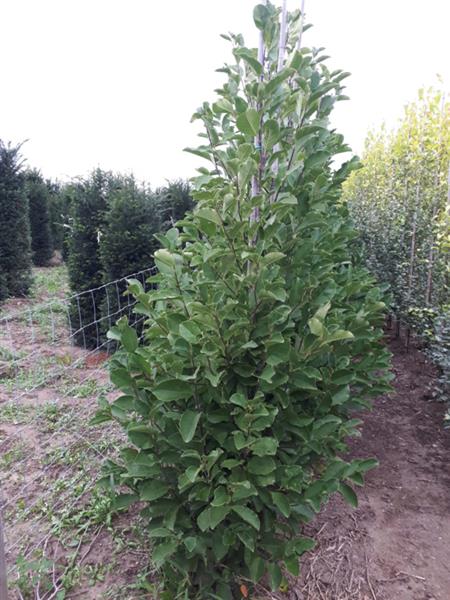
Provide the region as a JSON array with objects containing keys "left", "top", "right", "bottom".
[
  {"left": 425, "top": 97, "right": 445, "bottom": 306},
  {"left": 425, "top": 174, "right": 440, "bottom": 306},
  {"left": 407, "top": 139, "right": 424, "bottom": 304}
]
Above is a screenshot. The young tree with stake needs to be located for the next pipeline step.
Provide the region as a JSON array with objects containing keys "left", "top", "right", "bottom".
[{"left": 98, "top": 3, "right": 391, "bottom": 598}]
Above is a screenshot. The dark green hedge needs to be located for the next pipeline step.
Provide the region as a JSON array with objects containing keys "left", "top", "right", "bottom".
[
  {"left": 25, "top": 170, "right": 54, "bottom": 266},
  {"left": 0, "top": 140, "right": 32, "bottom": 300}
]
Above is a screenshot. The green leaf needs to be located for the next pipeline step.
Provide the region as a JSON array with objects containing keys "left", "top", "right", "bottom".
[
  {"left": 325, "top": 329, "right": 354, "bottom": 343},
  {"left": 314, "top": 302, "right": 331, "bottom": 320},
  {"left": 250, "top": 437, "right": 278, "bottom": 457},
  {"left": 152, "top": 540, "right": 178, "bottom": 568},
  {"left": 304, "top": 151, "right": 329, "bottom": 171},
  {"left": 211, "top": 486, "right": 230, "bottom": 507},
  {"left": 121, "top": 325, "right": 139, "bottom": 352},
  {"left": 236, "top": 108, "right": 260, "bottom": 136},
  {"left": 308, "top": 317, "right": 325, "bottom": 337},
  {"left": 247, "top": 456, "right": 276, "bottom": 475},
  {"left": 265, "top": 70, "right": 292, "bottom": 95},
  {"left": 179, "top": 320, "right": 201, "bottom": 343},
  {"left": 183, "top": 536, "right": 197, "bottom": 553},
  {"left": 179, "top": 410, "right": 202, "bottom": 443},
  {"left": 230, "top": 392, "right": 247, "bottom": 408},
  {"left": 140, "top": 480, "right": 169, "bottom": 502},
  {"left": 331, "top": 386, "right": 350, "bottom": 406},
  {"left": 232, "top": 505, "right": 260, "bottom": 530},
  {"left": 153, "top": 379, "right": 192, "bottom": 402},
  {"left": 154, "top": 249, "right": 176, "bottom": 274},
  {"left": 339, "top": 482, "right": 358, "bottom": 508},
  {"left": 271, "top": 491, "right": 290, "bottom": 517},
  {"left": 197, "top": 506, "right": 230, "bottom": 531},
  {"left": 127, "top": 425, "right": 153, "bottom": 449},
  {"left": 355, "top": 458, "right": 379, "bottom": 473},
  {"left": 110, "top": 368, "right": 133, "bottom": 390},
  {"left": 295, "top": 537, "right": 316, "bottom": 554},
  {"left": 113, "top": 494, "right": 138, "bottom": 511},
  {"left": 267, "top": 563, "right": 282, "bottom": 591},
  {"left": 237, "top": 528, "right": 255, "bottom": 551},
  {"left": 285, "top": 556, "right": 299, "bottom": 576},
  {"left": 261, "top": 251, "right": 285, "bottom": 266},
  {"left": 263, "top": 119, "right": 280, "bottom": 148},
  {"left": 253, "top": 3, "right": 270, "bottom": 30},
  {"left": 196, "top": 208, "right": 221, "bottom": 225},
  {"left": 234, "top": 49, "right": 262, "bottom": 76},
  {"left": 185, "top": 465, "right": 201, "bottom": 483},
  {"left": 249, "top": 556, "right": 265, "bottom": 583},
  {"left": 148, "top": 527, "right": 173, "bottom": 538}
]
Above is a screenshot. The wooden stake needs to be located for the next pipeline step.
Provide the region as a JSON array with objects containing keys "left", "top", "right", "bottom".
[
  {"left": 250, "top": 0, "right": 267, "bottom": 222},
  {"left": 277, "top": 0, "right": 288, "bottom": 72},
  {"left": 271, "top": 0, "right": 289, "bottom": 181},
  {"left": 297, "top": 0, "right": 306, "bottom": 51}
]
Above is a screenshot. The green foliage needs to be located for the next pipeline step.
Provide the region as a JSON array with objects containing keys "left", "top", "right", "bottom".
[
  {"left": 99, "top": 175, "right": 161, "bottom": 340},
  {"left": 155, "top": 180, "right": 194, "bottom": 234},
  {"left": 47, "top": 179, "right": 72, "bottom": 256},
  {"left": 67, "top": 169, "right": 111, "bottom": 348},
  {"left": 25, "top": 169, "right": 54, "bottom": 266},
  {"left": 0, "top": 139, "right": 33, "bottom": 300},
  {"left": 98, "top": 4, "right": 391, "bottom": 598},
  {"left": 100, "top": 176, "right": 159, "bottom": 282},
  {"left": 66, "top": 173, "right": 193, "bottom": 349},
  {"left": 344, "top": 87, "right": 450, "bottom": 409}
]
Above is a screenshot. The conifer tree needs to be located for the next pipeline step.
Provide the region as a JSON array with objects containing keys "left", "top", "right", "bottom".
[
  {"left": 155, "top": 180, "right": 194, "bottom": 233},
  {"left": 0, "top": 140, "right": 32, "bottom": 300},
  {"left": 25, "top": 170, "right": 54, "bottom": 266},
  {"left": 99, "top": 175, "right": 161, "bottom": 336},
  {"left": 67, "top": 169, "right": 111, "bottom": 347}
]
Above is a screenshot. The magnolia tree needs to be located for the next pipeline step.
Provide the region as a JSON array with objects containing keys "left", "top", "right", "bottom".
[{"left": 96, "top": 3, "right": 391, "bottom": 597}]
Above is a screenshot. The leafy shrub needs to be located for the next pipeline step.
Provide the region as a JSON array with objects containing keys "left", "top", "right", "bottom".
[
  {"left": 0, "top": 140, "right": 32, "bottom": 300},
  {"left": 98, "top": 4, "right": 391, "bottom": 598},
  {"left": 25, "top": 170, "right": 54, "bottom": 266}
]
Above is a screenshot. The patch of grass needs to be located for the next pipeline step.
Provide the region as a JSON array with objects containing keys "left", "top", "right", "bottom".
[
  {"left": 30, "top": 265, "right": 69, "bottom": 300},
  {"left": 0, "top": 345, "right": 26, "bottom": 361},
  {"left": 74, "top": 379, "right": 112, "bottom": 398},
  {"left": 13, "top": 551, "right": 58, "bottom": 599},
  {"left": 0, "top": 402, "right": 32, "bottom": 424},
  {"left": 1, "top": 360, "right": 53, "bottom": 392},
  {"left": 0, "top": 440, "right": 28, "bottom": 469}
]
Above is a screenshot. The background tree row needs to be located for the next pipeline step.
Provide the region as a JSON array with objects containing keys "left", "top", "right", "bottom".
[{"left": 344, "top": 87, "right": 450, "bottom": 404}]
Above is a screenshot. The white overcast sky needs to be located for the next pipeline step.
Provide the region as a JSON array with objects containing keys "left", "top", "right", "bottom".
[{"left": 0, "top": 0, "right": 448, "bottom": 185}]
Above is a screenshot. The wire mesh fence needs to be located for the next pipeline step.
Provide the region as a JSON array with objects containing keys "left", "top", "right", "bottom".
[{"left": 0, "top": 267, "right": 156, "bottom": 598}]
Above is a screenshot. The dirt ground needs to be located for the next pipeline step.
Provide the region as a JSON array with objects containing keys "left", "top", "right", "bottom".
[{"left": 282, "top": 335, "right": 450, "bottom": 600}]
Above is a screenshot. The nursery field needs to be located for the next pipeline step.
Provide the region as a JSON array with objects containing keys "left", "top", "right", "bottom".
[{"left": 0, "top": 267, "right": 449, "bottom": 599}]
